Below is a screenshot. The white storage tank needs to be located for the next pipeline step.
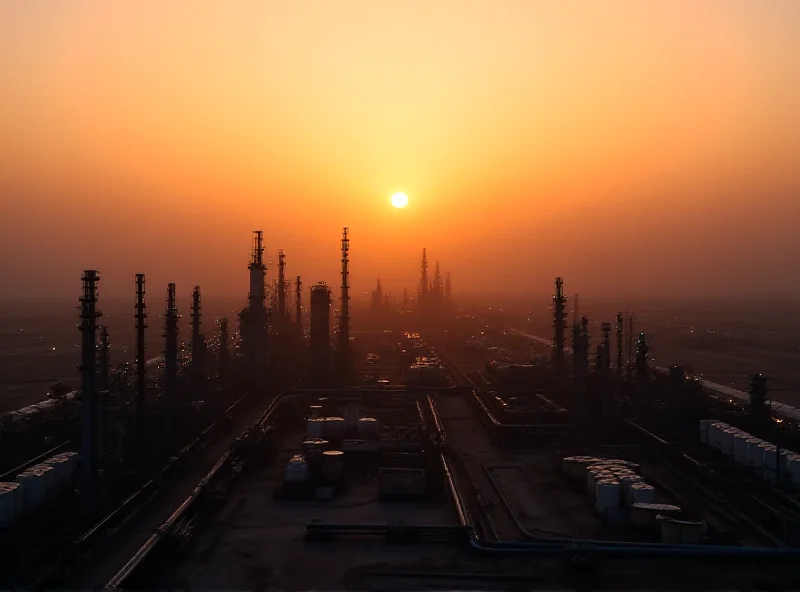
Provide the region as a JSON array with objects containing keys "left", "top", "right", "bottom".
[
  {"left": 745, "top": 438, "right": 761, "bottom": 467},
  {"left": 32, "top": 464, "right": 56, "bottom": 493},
  {"left": 325, "top": 417, "right": 346, "bottom": 440},
  {"left": 721, "top": 429, "right": 737, "bottom": 455},
  {"left": 284, "top": 455, "right": 310, "bottom": 483},
  {"left": 754, "top": 442, "right": 770, "bottom": 470},
  {"left": 307, "top": 418, "right": 324, "bottom": 439},
  {"left": 43, "top": 456, "right": 69, "bottom": 485},
  {"left": 587, "top": 468, "right": 613, "bottom": 496},
  {"left": 322, "top": 450, "right": 344, "bottom": 482},
  {"left": 733, "top": 433, "right": 749, "bottom": 464},
  {"left": 309, "top": 405, "right": 323, "bottom": 418},
  {"left": 357, "top": 417, "right": 380, "bottom": 440},
  {"left": 16, "top": 470, "right": 44, "bottom": 508},
  {"left": 763, "top": 445, "right": 778, "bottom": 481},
  {"left": 302, "top": 439, "right": 328, "bottom": 465},
  {"left": 630, "top": 503, "right": 681, "bottom": 529},
  {"left": 629, "top": 482, "right": 656, "bottom": 505},
  {"left": 595, "top": 479, "right": 620, "bottom": 515},
  {"left": 620, "top": 475, "right": 645, "bottom": 504},
  {"left": 0, "top": 482, "right": 21, "bottom": 520}
]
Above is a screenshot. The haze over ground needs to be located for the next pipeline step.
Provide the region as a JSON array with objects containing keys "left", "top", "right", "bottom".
[{"left": 1, "top": 0, "right": 799, "bottom": 301}]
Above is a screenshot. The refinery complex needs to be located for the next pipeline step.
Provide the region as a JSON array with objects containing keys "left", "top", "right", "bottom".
[{"left": 1, "top": 229, "right": 800, "bottom": 590}]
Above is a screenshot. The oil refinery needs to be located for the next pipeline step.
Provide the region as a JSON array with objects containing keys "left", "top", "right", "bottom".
[{"left": 0, "top": 236, "right": 799, "bottom": 591}]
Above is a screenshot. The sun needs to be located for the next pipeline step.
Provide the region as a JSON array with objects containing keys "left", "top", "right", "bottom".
[{"left": 390, "top": 192, "right": 409, "bottom": 208}]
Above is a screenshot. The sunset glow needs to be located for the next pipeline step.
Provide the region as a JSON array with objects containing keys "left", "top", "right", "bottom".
[
  {"left": 1, "top": 0, "right": 799, "bottom": 300},
  {"left": 391, "top": 193, "right": 409, "bottom": 209}
]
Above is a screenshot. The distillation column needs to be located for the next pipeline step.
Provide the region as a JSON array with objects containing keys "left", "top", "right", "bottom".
[
  {"left": 337, "top": 227, "right": 352, "bottom": 383},
  {"left": 79, "top": 270, "right": 102, "bottom": 513},
  {"left": 164, "top": 283, "right": 179, "bottom": 400},
  {"left": 134, "top": 274, "right": 147, "bottom": 458}
]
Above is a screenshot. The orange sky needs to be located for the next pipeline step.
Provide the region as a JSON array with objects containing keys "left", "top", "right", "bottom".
[{"left": 1, "top": 0, "right": 799, "bottom": 302}]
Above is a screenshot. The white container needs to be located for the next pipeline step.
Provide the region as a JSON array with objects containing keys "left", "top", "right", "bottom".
[
  {"left": 322, "top": 450, "right": 344, "bottom": 482},
  {"left": 0, "top": 488, "right": 13, "bottom": 525},
  {"left": 43, "top": 456, "right": 68, "bottom": 484},
  {"left": 629, "top": 482, "right": 656, "bottom": 505},
  {"left": 16, "top": 470, "right": 44, "bottom": 508},
  {"left": 0, "top": 482, "right": 21, "bottom": 519},
  {"left": 745, "top": 438, "right": 761, "bottom": 466},
  {"left": 595, "top": 479, "right": 620, "bottom": 515},
  {"left": 733, "top": 434, "right": 749, "bottom": 464},
  {"left": 721, "top": 429, "right": 736, "bottom": 455},
  {"left": 302, "top": 439, "right": 328, "bottom": 465},
  {"left": 32, "top": 464, "right": 56, "bottom": 493},
  {"left": 659, "top": 517, "right": 683, "bottom": 544},
  {"left": 284, "top": 455, "right": 309, "bottom": 483},
  {"left": 620, "top": 475, "right": 645, "bottom": 504},
  {"left": 779, "top": 449, "right": 794, "bottom": 475},
  {"left": 587, "top": 469, "right": 613, "bottom": 496},
  {"left": 754, "top": 442, "right": 769, "bottom": 470},
  {"left": 699, "top": 419, "right": 710, "bottom": 444}
]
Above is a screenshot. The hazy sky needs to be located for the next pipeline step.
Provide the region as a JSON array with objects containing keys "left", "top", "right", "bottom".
[{"left": 1, "top": 0, "right": 799, "bottom": 302}]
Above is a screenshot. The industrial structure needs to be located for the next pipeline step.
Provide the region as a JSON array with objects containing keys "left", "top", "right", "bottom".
[{"left": 4, "top": 233, "right": 800, "bottom": 591}]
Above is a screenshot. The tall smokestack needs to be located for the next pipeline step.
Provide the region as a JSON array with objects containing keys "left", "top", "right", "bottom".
[
  {"left": 79, "top": 270, "right": 101, "bottom": 513},
  {"left": 164, "top": 283, "right": 179, "bottom": 399},
  {"left": 616, "top": 312, "right": 624, "bottom": 375},
  {"left": 278, "top": 250, "right": 286, "bottom": 320}
]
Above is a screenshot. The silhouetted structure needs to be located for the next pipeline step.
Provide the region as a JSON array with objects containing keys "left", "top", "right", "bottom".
[
  {"left": 310, "top": 282, "right": 332, "bottom": 386},
  {"left": 218, "top": 317, "right": 229, "bottom": 375},
  {"left": 371, "top": 278, "right": 384, "bottom": 312},
  {"left": 749, "top": 372, "right": 769, "bottom": 417},
  {"left": 191, "top": 285, "right": 205, "bottom": 378},
  {"left": 239, "top": 231, "right": 270, "bottom": 379},
  {"left": 337, "top": 228, "right": 353, "bottom": 383},
  {"left": 552, "top": 277, "right": 566, "bottom": 372},
  {"left": 98, "top": 326, "right": 110, "bottom": 393},
  {"left": 134, "top": 273, "right": 147, "bottom": 457},
  {"left": 79, "top": 269, "right": 102, "bottom": 513},
  {"left": 444, "top": 272, "right": 452, "bottom": 309},
  {"left": 163, "top": 283, "right": 179, "bottom": 399},
  {"left": 277, "top": 250, "right": 287, "bottom": 321},
  {"left": 572, "top": 316, "right": 590, "bottom": 430},
  {"left": 616, "top": 312, "right": 624, "bottom": 375},
  {"left": 295, "top": 275, "right": 303, "bottom": 330},
  {"left": 600, "top": 322, "right": 612, "bottom": 375},
  {"left": 416, "top": 248, "right": 452, "bottom": 321},
  {"left": 635, "top": 332, "right": 649, "bottom": 380}
]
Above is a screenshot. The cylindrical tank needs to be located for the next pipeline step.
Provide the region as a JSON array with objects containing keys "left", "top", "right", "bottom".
[
  {"left": 763, "top": 445, "right": 778, "bottom": 481},
  {"left": 745, "top": 438, "right": 761, "bottom": 466},
  {"left": 721, "top": 429, "right": 736, "bottom": 455},
  {"left": 16, "top": 470, "right": 44, "bottom": 508},
  {"left": 309, "top": 405, "right": 323, "bottom": 419},
  {"left": 0, "top": 485, "right": 17, "bottom": 525},
  {"left": 587, "top": 468, "right": 613, "bottom": 496},
  {"left": 733, "top": 433, "right": 749, "bottom": 464},
  {"left": 754, "top": 442, "right": 769, "bottom": 470},
  {"left": 629, "top": 482, "right": 655, "bottom": 505},
  {"left": 284, "top": 455, "right": 310, "bottom": 483},
  {"left": 357, "top": 417, "right": 379, "bottom": 440},
  {"left": 322, "top": 450, "right": 344, "bottom": 482},
  {"left": 659, "top": 516, "right": 683, "bottom": 544},
  {"left": 325, "top": 417, "right": 345, "bottom": 440},
  {"left": 787, "top": 454, "right": 800, "bottom": 484},
  {"left": 302, "top": 439, "right": 328, "bottom": 465},
  {"left": 595, "top": 479, "right": 620, "bottom": 515},
  {"left": 0, "top": 482, "right": 21, "bottom": 520},
  {"left": 32, "top": 464, "right": 56, "bottom": 493},
  {"left": 630, "top": 503, "right": 681, "bottom": 529},
  {"left": 620, "top": 475, "right": 645, "bottom": 504}
]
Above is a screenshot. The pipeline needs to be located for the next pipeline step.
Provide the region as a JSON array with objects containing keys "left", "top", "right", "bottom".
[
  {"left": 106, "top": 392, "right": 287, "bottom": 589},
  {"left": 424, "top": 374, "right": 800, "bottom": 559}
]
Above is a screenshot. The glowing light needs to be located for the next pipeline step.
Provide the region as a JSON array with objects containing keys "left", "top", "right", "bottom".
[{"left": 390, "top": 192, "right": 409, "bottom": 208}]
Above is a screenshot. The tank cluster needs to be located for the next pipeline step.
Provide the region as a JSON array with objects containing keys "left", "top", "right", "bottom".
[
  {"left": 700, "top": 420, "right": 800, "bottom": 483},
  {"left": 282, "top": 403, "right": 382, "bottom": 500},
  {"left": 0, "top": 451, "right": 79, "bottom": 525},
  {"left": 561, "top": 455, "right": 706, "bottom": 544}
]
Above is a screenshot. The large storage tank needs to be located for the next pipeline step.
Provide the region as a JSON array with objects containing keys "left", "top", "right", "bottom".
[
  {"left": 284, "top": 455, "right": 310, "bottom": 483},
  {"left": 307, "top": 418, "right": 324, "bottom": 439},
  {"left": 322, "top": 450, "right": 344, "bottom": 482},
  {"left": 302, "top": 439, "right": 329, "bottom": 465},
  {"left": 357, "top": 417, "right": 380, "bottom": 440}
]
